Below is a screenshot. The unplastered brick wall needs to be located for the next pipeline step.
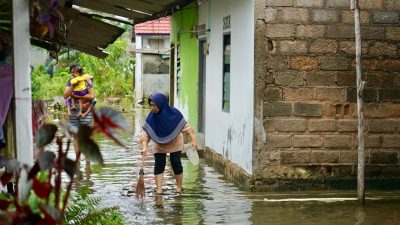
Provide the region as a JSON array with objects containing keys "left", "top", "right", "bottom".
[{"left": 254, "top": 0, "right": 400, "bottom": 180}]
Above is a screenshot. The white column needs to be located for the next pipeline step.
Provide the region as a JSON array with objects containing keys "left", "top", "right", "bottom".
[
  {"left": 12, "top": 0, "right": 33, "bottom": 166},
  {"left": 135, "top": 35, "right": 143, "bottom": 103}
]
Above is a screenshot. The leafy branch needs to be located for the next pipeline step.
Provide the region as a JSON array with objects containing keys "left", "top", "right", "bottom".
[{"left": 0, "top": 107, "right": 130, "bottom": 225}]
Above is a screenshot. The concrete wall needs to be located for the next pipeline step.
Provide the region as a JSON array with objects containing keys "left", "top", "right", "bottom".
[
  {"left": 134, "top": 35, "right": 170, "bottom": 102},
  {"left": 254, "top": 0, "right": 400, "bottom": 190},
  {"left": 30, "top": 47, "right": 46, "bottom": 67},
  {"left": 143, "top": 73, "right": 170, "bottom": 97},
  {"left": 200, "top": 0, "right": 254, "bottom": 174}
]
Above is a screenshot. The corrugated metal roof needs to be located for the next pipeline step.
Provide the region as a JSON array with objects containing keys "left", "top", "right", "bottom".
[
  {"left": 30, "top": 0, "right": 194, "bottom": 58},
  {"left": 135, "top": 17, "right": 170, "bottom": 35}
]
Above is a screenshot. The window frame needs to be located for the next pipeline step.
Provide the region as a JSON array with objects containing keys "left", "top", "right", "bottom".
[{"left": 222, "top": 32, "right": 231, "bottom": 112}]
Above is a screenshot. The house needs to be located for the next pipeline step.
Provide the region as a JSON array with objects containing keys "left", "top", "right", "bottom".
[
  {"left": 2, "top": 0, "right": 195, "bottom": 168},
  {"left": 170, "top": 0, "right": 400, "bottom": 191},
  {"left": 132, "top": 17, "right": 171, "bottom": 103}
]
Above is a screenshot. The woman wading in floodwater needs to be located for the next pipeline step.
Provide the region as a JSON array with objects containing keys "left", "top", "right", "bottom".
[{"left": 139, "top": 93, "right": 197, "bottom": 194}]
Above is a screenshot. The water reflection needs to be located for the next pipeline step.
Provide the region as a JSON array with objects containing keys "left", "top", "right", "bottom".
[
  {"left": 47, "top": 104, "right": 400, "bottom": 225},
  {"left": 355, "top": 206, "right": 365, "bottom": 225}
]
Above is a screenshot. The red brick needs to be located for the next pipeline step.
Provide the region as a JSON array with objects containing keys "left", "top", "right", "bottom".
[
  {"left": 351, "top": 59, "right": 381, "bottom": 71},
  {"left": 266, "top": 135, "right": 292, "bottom": 148},
  {"left": 310, "top": 39, "right": 338, "bottom": 54},
  {"left": 277, "top": 119, "right": 306, "bottom": 132},
  {"left": 337, "top": 120, "right": 358, "bottom": 132},
  {"left": 290, "top": 56, "right": 319, "bottom": 71},
  {"left": 316, "top": 88, "right": 346, "bottom": 102},
  {"left": 311, "top": 151, "right": 340, "bottom": 163},
  {"left": 369, "top": 42, "right": 398, "bottom": 57},
  {"left": 340, "top": 151, "right": 357, "bottom": 164},
  {"left": 283, "top": 87, "right": 314, "bottom": 101},
  {"left": 293, "top": 135, "right": 322, "bottom": 147},
  {"left": 264, "top": 119, "right": 276, "bottom": 132},
  {"left": 382, "top": 59, "right": 400, "bottom": 72},
  {"left": 281, "top": 151, "right": 310, "bottom": 164},
  {"left": 359, "top": 0, "right": 384, "bottom": 9},
  {"left": 365, "top": 103, "right": 400, "bottom": 118},
  {"left": 337, "top": 71, "right": 356, "bottom": 86},
  {"left": 324, "top": 135, "right": 352, "bottom": 148},
  {"left": 309, "top": 119, "right": 336, "bottom": 132},
  {"left": 306, "top": 71, "right": 337, "bottom": 86}
]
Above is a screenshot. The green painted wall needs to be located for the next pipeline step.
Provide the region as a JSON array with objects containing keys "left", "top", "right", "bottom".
[{"left": 171, "top": 4, "right": 199, "bottom": 130}]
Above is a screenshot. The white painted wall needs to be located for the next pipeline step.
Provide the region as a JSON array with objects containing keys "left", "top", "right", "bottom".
[
  {"left": 199, "top": 0, "right": 254, "bottom": 174},
  {"left": 141, "top": 35, "right": 170, "bottom": 49}
]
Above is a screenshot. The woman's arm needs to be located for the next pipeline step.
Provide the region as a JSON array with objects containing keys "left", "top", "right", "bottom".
[
  {"left": 63, "top": 78, "right": 76, "bottom": 99},
  {"left": 63, "top": 85, "right": 74, "bottom": 99},
  {"left": 72, "top": 88, "right": 95, "bottom": 100},
  {"left": 140, "top": 130, "right": 149, "bottom": 159},
  {"left": 188, "top": 130, "right": 197, "bottom": 149},
  {"left": 182, "top": 124, "right": 197, "bottom": 148}
]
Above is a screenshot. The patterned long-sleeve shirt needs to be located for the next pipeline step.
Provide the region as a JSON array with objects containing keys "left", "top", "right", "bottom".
[{"left": 139, "top": 123, "right": 194, "bottom": 153}]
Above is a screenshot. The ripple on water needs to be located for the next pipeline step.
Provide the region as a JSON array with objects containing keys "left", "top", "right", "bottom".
[{"left": 46, "top": 111, "right": 400, "bottom": 225}]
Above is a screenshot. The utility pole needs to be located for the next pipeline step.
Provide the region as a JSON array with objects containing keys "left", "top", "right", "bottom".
[{"left": 352, "top": 0, "right": 365, "bottom": 205}]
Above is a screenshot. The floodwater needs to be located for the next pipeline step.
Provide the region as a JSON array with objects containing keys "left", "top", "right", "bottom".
[{"left": 52, "top": 104, "right": 400, "bottom": 225}]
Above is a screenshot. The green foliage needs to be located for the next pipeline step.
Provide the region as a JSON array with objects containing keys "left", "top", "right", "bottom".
[
  {"left": 31, "top": 65, "right": 70, "bottom": 100},
  {"left": 0, "top": 192, "right": 11, "bottom": 201},
  {"left": 31, "top": 36, "right": 135, "bottom": 100},
  {"left": 65, "top": 188, "right": 124, "bottom": 225},
  {"left": 78, "top": 38, "right": 134, "bottom": 98}
]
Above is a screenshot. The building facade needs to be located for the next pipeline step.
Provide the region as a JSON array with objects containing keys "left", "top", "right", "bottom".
[
  {"left": 133, "top": 17, "right": 171, "bottom": 103},
  {"left": 172, "top": 0, "right": 400, "bottom": 191}
]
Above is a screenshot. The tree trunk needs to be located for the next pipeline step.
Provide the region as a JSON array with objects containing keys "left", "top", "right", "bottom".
[{"left": 353, "top": 0, "right": 366, "bottom": 205}]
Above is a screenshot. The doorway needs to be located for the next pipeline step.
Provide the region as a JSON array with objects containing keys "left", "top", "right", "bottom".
[{"left": 198, "top": 40, "right": 206, "bottom": 137}]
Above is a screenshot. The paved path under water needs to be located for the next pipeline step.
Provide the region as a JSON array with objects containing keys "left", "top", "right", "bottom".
[{"left": 59, "top": 109, "right": 400, "bottom": 225}]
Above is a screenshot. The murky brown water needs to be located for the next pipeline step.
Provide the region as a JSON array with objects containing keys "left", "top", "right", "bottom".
[{"left": 51, "top": 106, "right": 400, "bottom": 225}]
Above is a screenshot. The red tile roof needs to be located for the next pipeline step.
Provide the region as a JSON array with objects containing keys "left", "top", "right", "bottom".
[{"left": 134, "top": 16, "right": 170, "bottom": 35}]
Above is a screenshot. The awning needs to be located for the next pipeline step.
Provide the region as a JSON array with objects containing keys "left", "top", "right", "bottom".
[{"left": 30, "top": 0, "right": 194, "bottom": 58}]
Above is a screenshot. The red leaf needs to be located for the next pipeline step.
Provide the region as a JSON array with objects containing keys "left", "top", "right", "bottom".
[
  {"left": 94, "top": 107, "right": 130, "bottom": 131},
  {"left": 0, "top": 199, "right": 10, "bottom": 210},
  {"left": 77, "top": 125, "right": 93, "bottom": 140},
  {"left": 28, "top": 163, "right": 41, "bottom": 180},
  {"left": 0, "top": 172, "right": 13, "bottom": 186},
  {"left": 35, "top": 124, "right": 58, "bottom": 148},
  {"left": 95, "top": 123, "right": 126, "bottom": 147},
  {"left": 101, "top": 115, "right": 118, "bottom": 128},
  {"left": 32, "top": 178, "right": 53, "bottom": 199},
  {"left": 39, "top": 205, "right": 62, "bottom": 225}
]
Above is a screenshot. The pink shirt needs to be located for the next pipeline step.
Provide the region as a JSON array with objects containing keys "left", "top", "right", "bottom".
[{"left": 140, "top": 123, "right": 194, "bottom": 153}]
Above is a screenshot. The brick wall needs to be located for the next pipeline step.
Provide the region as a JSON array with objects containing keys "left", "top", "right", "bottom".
[{"left": 254, "top": 0, "right": 400, "bottom": 186}]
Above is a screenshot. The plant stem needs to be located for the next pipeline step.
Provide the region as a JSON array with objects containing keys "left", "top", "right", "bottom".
[
  {"left": 55, "top": 136, "right": 63, "bottom": 209},
  {"left": 61, "top": 175, "right": 74, "bottom": 215},
  {"left": 46, "top": 167, "right": 52, "bottom": 204},
  {"left": 61, "top": 151, "right": 81, "bottom": 215}
]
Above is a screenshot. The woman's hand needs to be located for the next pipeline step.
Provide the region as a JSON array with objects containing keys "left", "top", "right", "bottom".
[
  {"left": 191, "top": 142, "right": 197, "bottom": 150},
  {"left": 140, "top": 148, "right": 147, "bottom": 160},
  {"left": 140, "top": 140, "right": 148, "bottom": 160}
]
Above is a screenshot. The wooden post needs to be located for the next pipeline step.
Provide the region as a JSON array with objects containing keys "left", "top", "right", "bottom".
[
  {"left": 353, "top": 0, "right": 365, "bottom": 204},
  {"left": 12, "top": 0, "right": 33, "bottom": 166}
]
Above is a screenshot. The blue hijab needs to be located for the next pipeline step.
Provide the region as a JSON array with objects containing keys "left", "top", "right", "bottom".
[{"left": 142, "top": 93, "right": 186, "bottom": 144}]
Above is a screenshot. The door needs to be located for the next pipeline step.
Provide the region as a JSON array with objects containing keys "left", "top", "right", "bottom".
[{"left": 198, "top": 40, "right": 206, "bottom": 135}]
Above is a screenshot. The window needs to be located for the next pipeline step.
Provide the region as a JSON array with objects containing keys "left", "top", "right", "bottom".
[
  {"left": 222, "top": 33, "right": 230, "bottom": 112},
  {"left": 176, "top": 44, "right": 181, "bottom": 96},
  {"left": 148, "top": 38, "right": 164, "bottom": 49}
]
